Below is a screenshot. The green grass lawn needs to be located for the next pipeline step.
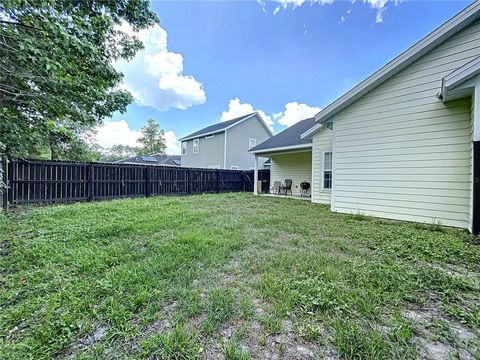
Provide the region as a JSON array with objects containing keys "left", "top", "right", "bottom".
[{"left": 1, "top": 193, "right": 479, "bottom": 359}]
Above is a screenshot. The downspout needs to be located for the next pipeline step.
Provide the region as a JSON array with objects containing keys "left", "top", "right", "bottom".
[
  {"left": 224, "top": 129, "right": 227, "bottom": 169},
  {"left": 473, "top": 79, "right": 480, "bottom": 235}
]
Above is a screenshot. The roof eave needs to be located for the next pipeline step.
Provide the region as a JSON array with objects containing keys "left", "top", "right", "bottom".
[
  {"left": 179, "top": 129, "right": 225, "bottom": 142},
  {"left": 249, "top": 143, "right": 312, "bottom": 155},
  {"left": 440, "top": 56, "right": 480, "bottom": 102},
  {"left": 314, "top": 2, "right": 480, "bottom": 123},
  {"left": 301, "top": 123, "right": 324, "bottom": 139}
]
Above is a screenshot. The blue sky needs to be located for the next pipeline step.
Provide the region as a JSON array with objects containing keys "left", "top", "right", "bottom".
[{"left": 96, "top": 0, "right": 472, "bottom": 154}]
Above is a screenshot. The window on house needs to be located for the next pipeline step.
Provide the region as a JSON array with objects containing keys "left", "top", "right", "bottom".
[
  {"left": 205, "top": 134, "right": 214, "bottom": 139},
  {"left": 231, "top": 166, "right": 239, "bottom": 170},
  {"left": 181, "top": 142, "right": 187, "bottom": 155},
  {"left": 249, "top": 138, "right": 256, "bottom": 149},
  {"left": 323, "top": 152, "right": 332, "bottom": 190},
  {"left": 193, "top": 139, "right": 199, "bottom": 154}
]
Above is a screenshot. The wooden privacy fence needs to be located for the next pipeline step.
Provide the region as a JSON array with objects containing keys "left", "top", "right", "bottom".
[{"left": 1, "top": 159, "right": 270, "bottom": 209}]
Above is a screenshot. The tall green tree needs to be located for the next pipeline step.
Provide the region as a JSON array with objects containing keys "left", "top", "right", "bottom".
[
  {"left": 0, "top": 0, "right": 158, "bottom": 159},
  {"left": 138, "top": 118, "right": 167, "bottom": 155}
]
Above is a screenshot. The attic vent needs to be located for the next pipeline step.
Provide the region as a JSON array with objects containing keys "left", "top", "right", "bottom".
[{"left": 140, "top": 156, "right": 157, "bottom": 162}]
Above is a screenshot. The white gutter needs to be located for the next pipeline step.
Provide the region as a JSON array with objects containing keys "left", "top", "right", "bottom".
[
  {"left": 249, "top": 143, "right": 312, "bottom": 155},
  {"left": 223, "top": 129, "right": 227, "bottom": 169}
]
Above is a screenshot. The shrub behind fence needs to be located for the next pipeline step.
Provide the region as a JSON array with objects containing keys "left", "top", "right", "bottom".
[{"left": 1, "top": 159, "right": 269, "bottom": 209}]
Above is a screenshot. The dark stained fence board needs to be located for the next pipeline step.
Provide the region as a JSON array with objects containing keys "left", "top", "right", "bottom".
[{"left": 4, "top": 159, "right": 270, "bottom": 206}]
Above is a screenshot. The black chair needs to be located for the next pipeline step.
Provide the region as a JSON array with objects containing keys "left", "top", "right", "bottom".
[
  {"left": 272, "top": 181, "right": 281, "bottom": 195},
  {"left": 282, "top": 179, "right": 293, "bottom": 196}
]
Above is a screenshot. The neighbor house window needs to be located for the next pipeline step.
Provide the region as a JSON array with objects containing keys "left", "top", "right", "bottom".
[
  {"left": 182, "top": 142, "right": 187, "bottom": 155},
  {"left": 323, "top": 152, "right": 332, "bottom": 189},
  {"left": 193, "top": 138, "right": 199, "bottom": 154},
  {"left": 205, "top": 134, "right": 214, "bottom": 139},
  {"left": 249, "top": 138, "right": 256, "bottom": 149},
  {"left": 231, "top": 166, "right": 239, "bottom": 170}
]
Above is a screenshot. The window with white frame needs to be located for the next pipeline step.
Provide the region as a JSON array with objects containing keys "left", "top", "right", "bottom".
[
  {"left": 231, "top": 165, "right": 239, "bottom": 170},
  {"left": 248, "top": 138, "right": 256, "bottom": 149},
  {"left": 181, "top": 142, "right": 187, "bottom": 155},
  {"left": 193, "top": 138, "right": 199, "bottom": 154},
  {"left": 323, "top": 152, "right": 332, "bottom": 189}
]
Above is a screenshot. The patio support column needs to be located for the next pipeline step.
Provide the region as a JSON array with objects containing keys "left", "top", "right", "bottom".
[{"left": 254, "top": 154, "right": 259, "bottom": 194}]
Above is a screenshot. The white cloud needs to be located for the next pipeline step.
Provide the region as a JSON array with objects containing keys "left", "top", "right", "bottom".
[
  {"left": 274, "top": 102, "right": 321, "bottom": 127},
  {"left": 95, "top": 120, "right": 180, "bottom": 155},
  {"left": 114, "top": 23, "right": 206, "bottom": 111},
  {"left": 95, "top": 120, "right": 141, "bottom": 148},
  {"left": 221, "top": 98, "right": 274, "bottom": 131},
  {"left": 164, "top": 130, "right": 180, "bottom": 155},
  {"left": 269, "top": 0, "right": 400, "bottom": 23}
]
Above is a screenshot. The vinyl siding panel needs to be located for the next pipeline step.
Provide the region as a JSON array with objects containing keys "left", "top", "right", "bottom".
[
  {"left": 271, "top": 152, "right": 312, "bottom": 197},
  {"left": 226, "top": 114, "right": 271, "bottom": 169},
  {"left": 331, "top": 19, "right": 480, "bottom": 229},
  {"left": 180, "top": 133, "right": 225, "bottom": 169},
  {"left": 311, "top": 129, "right": 333, "bottom": 204}
]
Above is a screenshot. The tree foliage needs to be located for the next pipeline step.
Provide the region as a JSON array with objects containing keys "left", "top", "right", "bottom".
[
  {"left": 137, "top": 118, "right": 167, "bottom": 156},
  {"left": 0, "top": 0, "right": 158, "bottom": 159}
]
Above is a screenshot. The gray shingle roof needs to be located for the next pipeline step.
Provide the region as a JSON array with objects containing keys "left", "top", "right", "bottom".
[
  {"left": 179, "top": 113, "right": 255, "bottom": 140},
  {"left": 249, "top": 118, "right": 316, "bottom": 152},
  {"left": 118, "top": 155, "right": 181, "bottom": 166}
]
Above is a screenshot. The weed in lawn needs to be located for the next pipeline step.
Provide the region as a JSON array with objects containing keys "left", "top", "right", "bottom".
[
  {"left": 222, "top": 339, "right": 251, "bottom": 360},
  {"left": 260, "top": 313, "right": 283, "bottom": 335},
  {"left": 139, "top": 325, "right": 202, "bottom": 359}
]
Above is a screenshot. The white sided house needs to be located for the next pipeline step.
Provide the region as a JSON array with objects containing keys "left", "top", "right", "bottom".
[{"left": 252, "top": 2, "right": 480, "bottom": 234}]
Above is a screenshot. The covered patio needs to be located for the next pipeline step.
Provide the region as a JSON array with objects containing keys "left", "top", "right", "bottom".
[{"left": 249, "top": 118, "right": 315, "bottom": 198}]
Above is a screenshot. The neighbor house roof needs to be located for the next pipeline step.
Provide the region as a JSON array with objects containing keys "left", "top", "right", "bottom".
[
  {"left": 249, "top": 118, "right": 316, "bottom": 154},
  {"left": 117, "top": 154, "right": 181, "bottom": 166},
  {"left": 179, "top": 112, "right": 273, "bottom": 141},
  {"left": 308, "top": 1, "right": 480, "bottom": 133}
]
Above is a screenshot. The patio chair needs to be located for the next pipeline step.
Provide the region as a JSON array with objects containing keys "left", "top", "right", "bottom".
[
  {"left": 272, "top": 181, "right": 281, "bottom": 195},
  {"left": 282, "top": 179, "right": 293, "bottom": 196}
]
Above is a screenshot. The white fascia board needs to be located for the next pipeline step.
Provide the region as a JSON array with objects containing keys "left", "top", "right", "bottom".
[
  {"left": 313, "top": 2, "right": 480, "bottom": 124},
  {"left": 301, "top": 123, "right": 324, "bottom": 139},
  {"left": 179, "top": 129, "right": 225, "bottom": 142},
  {"left": 440, "top": 57, "right": 480, "bottom": 102},
  {"left": 249, "top": 143, "right": 312, "bottom": 155}
]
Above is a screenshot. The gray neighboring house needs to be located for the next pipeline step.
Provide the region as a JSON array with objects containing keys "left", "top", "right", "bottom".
[
  {"left": 179, "top": 112, "right": 272, "bottom": 170},
  {"left": 117, "top": 155, "right": 181, "bottom": 166}
]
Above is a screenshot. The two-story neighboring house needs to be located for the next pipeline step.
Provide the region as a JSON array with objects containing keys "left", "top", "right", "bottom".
[{"left": 179, "top": 112, "right": 272, "bottom": 170}]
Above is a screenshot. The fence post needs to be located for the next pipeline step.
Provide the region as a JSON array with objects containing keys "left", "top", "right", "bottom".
[
  {"left": 242, "top": 171, "right": 245, "bottom": 192},
  {"left": 187, "top": 169, "right": 191, "bottom": 194},
  {"left": 88, "top": 164, "right": 94, "bottom": 201},
  {"left": 1, "top": 156, "right": 8, "bottom": 212},
  {"left": 216, "top": 169, "right": 220, "bottom": 193},
  {"left": 145, "top": 166, "right": 151, "bottom": 197}
]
